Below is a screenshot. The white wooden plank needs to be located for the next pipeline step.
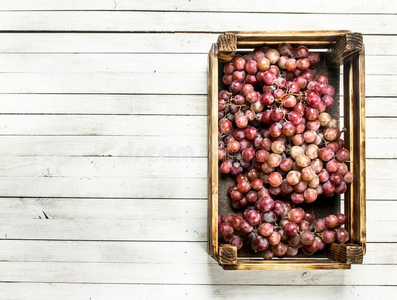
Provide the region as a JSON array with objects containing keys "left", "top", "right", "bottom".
[
  {"left": 0, "top": 177, "right": 207, "bottom": 198},
  {"left": 0, "top": 262, "right": 395, "bottom": 284},
  {"left": 0, "top": 33, "right": 218, "bottom": 54},
  {"left": 0, "top": 94, "right": 393, "bottom": 117},
  {"left": 0, "top": 241, "right": 212, "bottom": 264},
  {"left": 0, "top": 34, "right": 394, "bottom": 56},
  {"left": 0, "top": 156, "right": 207, "bottom": 178},
  {"left": 365, "top": 243, "right": 397, "bottom": 264},
  {"left": 0, "top": 115, "right": 207, "bottom": 136},
  {"left": 0, "top": 136, "right": 208, "bottom": 157},
  {"left": 0, "top": 0, "right": 395, "bottom": 14},
  {"left": 0, "top": 283, "right": 394, "bottom": 300},
  {"left": 0, "top": 54, "right": 205, "bottom": 73},
  {"left": 366, "top": 98, "right": 397, "bottom": 117},
  {"left": 0, "top": 94, "right": 207, "bottom": 115},
  {"left": 0, "top": 198, "right": 206, "bottom": 220},
  {"left": 0, "top": 136, "right": 391, "bottom": 158},
  {"left": 0, "top": 200, "right": 206, "bottom": 241},
  {"left": 0, "top": 240, "right": 394, "bottom": 265},
  {"left": 0, "top": 73, "right": 207, "bottom": 94},
  {"left": 0, "top": 199, "right": 393, "bottom": 241},
  {"left": 0, "top": 157, "right": 388, "bottom": 180},
  {"left": 0, "top": 219, "right": 207, "bottom": 241},
  {"left": 0, "top": 73, "right": 392, "bottom": 96},
  {"left": 0, "top": 12, "right": 396, "bottom": 34},
  {"left": 0, "top": 115, "right": 392, "bottom": 138}
]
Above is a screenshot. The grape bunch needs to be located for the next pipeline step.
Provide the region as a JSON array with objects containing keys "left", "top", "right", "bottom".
[
  {"left": 219, "top": 204, "right": 350, "bottom": 258},
  {"left": 217, "top": 43, "right": 353, "bottom": 257}
]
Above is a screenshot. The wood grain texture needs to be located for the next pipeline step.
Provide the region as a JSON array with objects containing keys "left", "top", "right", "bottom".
[
  {"left": 0, "top": 12, "right": 396, "bottom": 33},
  {"left": 0, "top": 283, "right": 395, "bottom": 300},
  {"left": 0, "top": 262, "right": 395, "bottom": 284},
  {"left": 1, "top": 0, "right": 396, "bottom": 14}
]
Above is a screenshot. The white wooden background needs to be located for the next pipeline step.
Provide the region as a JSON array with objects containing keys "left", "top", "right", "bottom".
[{"left": 0, "top": 1, "right": 396, "bottom": 299}]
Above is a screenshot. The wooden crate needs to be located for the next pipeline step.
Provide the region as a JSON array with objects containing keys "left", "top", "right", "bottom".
[{"left": 208, "top": 31, "right": 365, "bottom": 270}]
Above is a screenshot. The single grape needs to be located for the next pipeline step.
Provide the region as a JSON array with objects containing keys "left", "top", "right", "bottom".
[
  {"left": 283, "top": 222, "right": 299, "bottom": 236},
  {"left": 299, "top": 220, "right": 311, "bottom": 231},
  {"left": 295, "top": 154, "right": 311, "bottom": 168},
  {"left": 233, "top": 56, "right": 246, "bottom": 70},
  {"left": 261, "top": 211, "right": 278, "bottom": 223},
  {"left": 304, "top": 188, "right": 318, "bottom": 203},
  {"left": 300, "top": 230, "right": 315, "bottom": 245},
  {"left": 220, "top": 161, "right": 232, "bottom": 174},
  {"left": 344, "top": 171, "right": 353, "bottom": 184},
  {"left": 308, "top": 52, "right": 321, "bottom": 64},
  {"left": 230, "top": 190, "right": 243, "bottom": 202},
  {"left": 278, "top": 43, "right": 293, "bottom": 56},
  {"left": 219, "top": 119, "right": 233, "bottom": 134},
  {"left": 319, "top": 147, "right": 334, "bottom": 161},
  {"left": 326, "top": 159, "right": 339, "bottom": 173},
  {"left": 304, "top": 211, "right": 315, "bottom": 224},
  {"left": 236, "top": 174, "right": 248, "bottom": 183},
  {"left": 245, "top": 210, "right": 261, "bottom": 226},
  {"left": 255, "top": 149, "right": 269, "bottom": 163},
  {"left": 268, "top": 172, "right": 283, "bottom": 187},
  {"left": 229, "top": 235, "right": 244, "bottom": 250},
  {"left": 325, "top": 215, "right": 339, "bottom": 229},
  {"left": 322, "top": 180, "right": 335, "bottom": 194},
  {"left": 313, "top": 218, "right": 327, "bottom": 233},
  {"left": 267, "top": 153, "right": 282, "bottom": 168},
  {"left": 281, "top": 180, "right": 294, "bottom": 194},
  {"left": 335, "top": 181, "right": 347, "bottom": 194},
  {"left": 336, "top": 213, "right": 347, "bottom": 226},
  {"left": 291, "top": 192, "right": 304, "bottom": 204},
  {"left": 237, "top": 180, "right": 251, "bottom": 193},
  {"left": 262, "top": 249, "right": 274, "bottom": 260},
  {"left": 219, "top": 223, "right": 233, "bottom": 238},
  {"left": 301, "top": 166, "right": 315, "bottom": 181},
  {"left": 303, "top": 238, "right": 320, "bottom": 253},
  {"left": 321, "top": 229, "right": 336, "bottom": 243},
  {"left": 245, "top": 126, "right": 258, "bottom": 140},
  {"left": 246, "top": 190, "right": 258, "bottom": 203},
  {"left": 268, "top": 231, "right": 281, "bottom": 245},
  {"left": 330, "top": 172, "right": 343, "bottom": 186},
  {"left": 269, "top": 123, "right": 283, "bottom": 138},
  {"left": 336, "top": 228, "right": 349, "bottom": 243},
  {"left": 240, "top": 219, "right": 253, "bottom": 234},
  {"left": 310, "top": 158, "right": 323, "bottom": 174},
  {"left": 272, "top": 242, "right": 288, "bottom": 257},
  {"left": 266, "top": 49, "right": 280, "bottom": 64},
  {"left": 286, "top": 170, "right": 301, "bottom": 186},
  {"left": 256, "top": 236, "right": 270, "bottom": 251},
  {"left": 258, "top": 222, "right": 274, "bottom": 237},
  {"left": 244, "top": 176, "right": 258, "bottom": 191},
  {"left": 273, "top": 200, "right": 285, "bottom": 216},
  {"left": 285, "top": 58, "right": 297, "bottom": 71},
  {"left": 271, "top": 140, "right": 286, "bottom": 154}
]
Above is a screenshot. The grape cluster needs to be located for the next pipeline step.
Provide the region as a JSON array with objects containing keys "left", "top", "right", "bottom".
[
  {"left": 219, "top": 205, "right": 349, "bottom": 258},
  {"left": 217, "top": 43, "right": 353, "bottom": 257}
]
